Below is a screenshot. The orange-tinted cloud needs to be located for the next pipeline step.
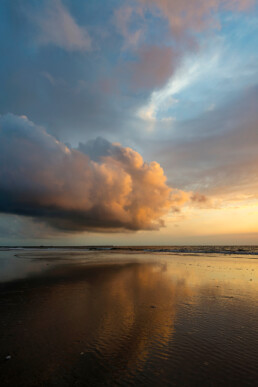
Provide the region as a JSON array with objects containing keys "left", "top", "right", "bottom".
[
  {"left": 0, "top": 114, "right": 189, "bottom": 232},
  {"left": 115, "top": 0, "right": 254, "bottom": 91},
  {"left": 138, "top": 0, "right": 254, "bottom": 34},
  {"left": 128, "top": 45, "right": 179, "bottom": 90}
]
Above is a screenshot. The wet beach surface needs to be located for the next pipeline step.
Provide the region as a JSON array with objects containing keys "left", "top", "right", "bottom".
[{"left": 0, "top": 250, "right": 257, "bottom": 386}]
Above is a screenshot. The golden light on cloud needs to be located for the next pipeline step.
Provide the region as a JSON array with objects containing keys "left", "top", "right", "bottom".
[{"left": 0, "top": 114, "right": 190, "bottom": 233}]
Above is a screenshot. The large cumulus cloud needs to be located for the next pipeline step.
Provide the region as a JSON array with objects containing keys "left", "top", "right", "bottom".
[{"left": 0, "top": 114, "right": 188, "bottom": 232}]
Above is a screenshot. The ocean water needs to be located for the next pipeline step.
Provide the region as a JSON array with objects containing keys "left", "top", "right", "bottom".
[
  {"left": 0, "top": 248, "right": 257, "bottom": 386},
  {"left": 133, "top": 245, "right": 258, "bottom": 255},
  {"left": 1, "top": 244, "right": 258, "bottom": 256}
]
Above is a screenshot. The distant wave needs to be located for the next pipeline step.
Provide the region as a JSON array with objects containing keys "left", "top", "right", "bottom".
[
  {"left": 1, "top": 245, "right": 258, "bottom": 256},
  {"left": 139, "top": 246, "right": 258, "bottom": 256}
]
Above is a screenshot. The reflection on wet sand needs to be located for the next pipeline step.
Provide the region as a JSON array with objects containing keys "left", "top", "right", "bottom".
[{"left": 0, "top": 252, "right": 257, "bottom": 386}]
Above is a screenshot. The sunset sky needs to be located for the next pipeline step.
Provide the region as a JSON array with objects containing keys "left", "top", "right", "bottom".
[{"left": 0, "top": 0, "right": 258, "bottom": 245}]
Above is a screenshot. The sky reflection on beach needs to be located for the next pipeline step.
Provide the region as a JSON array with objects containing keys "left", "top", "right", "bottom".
[{"left": 0, "top": 251, "right": 257, "bottom": 386}]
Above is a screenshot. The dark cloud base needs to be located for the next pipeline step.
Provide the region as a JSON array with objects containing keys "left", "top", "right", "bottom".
[{"left": 0, "top": 114, "right": 187, "bottom": 232}]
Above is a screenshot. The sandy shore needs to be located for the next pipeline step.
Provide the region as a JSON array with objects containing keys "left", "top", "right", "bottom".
[{"left": 0, "top": 251, "right": 257, "bottom": 386}]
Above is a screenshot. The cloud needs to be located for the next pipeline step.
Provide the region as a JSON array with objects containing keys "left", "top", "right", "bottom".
[
  {"left": 34, "top": 0, "right": 91, "bottom": 52},
  {"left": 128, "top": 45, "right": 179, "bottom": 90},
  {"left": 148, "top": 85, "right": 258, "bottom": 202},
  {"left": 138, "top": 0, "right": 255, "bottom": 35},
  {"left": 114, "top": 0, "right": 255, "bottom": 93},
  {"left": 0, "top": 114, "right": 189, "bottom": 232},
  {"left": 137, "top": 46, "right": 222, "bottom": 122},
  {"left": 114, "top": 6, "right": 144, "bottom": 50}
]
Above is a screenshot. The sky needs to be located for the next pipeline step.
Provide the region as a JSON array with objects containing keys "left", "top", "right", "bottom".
[{"left": 0, "top": 0, "right": 258, "bottom": 245}]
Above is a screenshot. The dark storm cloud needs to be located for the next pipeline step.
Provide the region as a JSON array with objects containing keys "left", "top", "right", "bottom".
[{"left": 0, "top": 114, "right": 189, "bottom": 232}]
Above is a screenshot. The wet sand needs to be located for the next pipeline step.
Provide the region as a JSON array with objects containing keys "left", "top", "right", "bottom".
[{"left": 0, "top": 250, "right": 257, "bottom": 386}]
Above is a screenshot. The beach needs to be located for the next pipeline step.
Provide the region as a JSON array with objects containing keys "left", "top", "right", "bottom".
[{"left": 0, "top": 248, "right": 257, "bottom": 386}]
